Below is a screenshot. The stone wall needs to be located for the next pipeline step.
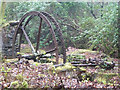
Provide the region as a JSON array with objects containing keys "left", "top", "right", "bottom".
[{"left": 1, "top": 21, "right": 19, "bottom": 59}]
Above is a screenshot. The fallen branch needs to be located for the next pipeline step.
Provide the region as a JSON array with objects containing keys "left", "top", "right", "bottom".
[
  {"left": 72, "top": 64, "right": 97, "bottom": 67},
  {"left": 54, "top": 64, "right": 64, "bottom": 67}
]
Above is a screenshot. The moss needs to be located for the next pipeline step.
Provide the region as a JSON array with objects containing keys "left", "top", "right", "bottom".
[
  {"left": 95, "top": 66, "right": 100, "bottom": 69},
  {"left": 1, "top": 21, "right": 18, "bottom": 28},
  {"left": 63, "top": 63, "right": 76, "bottom": 70},
  {"left": 39, "top": 49, "right": 46, "bottom": 54},
  {"left": 56, "top": 63, "right": 76, "bottom": 72},
  {"left": 4, "top": 58, "right": 18, "bottom": 63},
  {"left": 47, "top": 57, "right": 63, "bottom": 64},
  {"left": 94, "top": 73, "right": 117, "bottom": 84},
  {"left": 98, "top": 72, "right": 117, "bottom": 76},
  {"left": 20, "top": 48, "right": 32, "bottom": 53},
  {"left": 67, "top": 54, "right": 86, "bottom": 62},
  {"left": 95, "top": 77, "right": 107, "bottom": 84},
  {"left": 33, "top": 62, "right": 41, "bottom": 66},
  {"left": 70, "top": 49, "right": 99, "bottom": 54},
  {"left": 55, "top": 66, "right": 63, "bottom": 72},
  {"left": 79, "top": 67, "right": 86, "bottom": 72},
  {"left": 1, "top": 22, "right": 10, "bottom": 28}
]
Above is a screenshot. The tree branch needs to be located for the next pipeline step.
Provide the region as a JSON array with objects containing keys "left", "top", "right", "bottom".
[
  {"left": 60, "top": 23, "right": 83, "bottom": 33},
  {"left": 87, "top": 2, "right": 97, "bottom": 19}
]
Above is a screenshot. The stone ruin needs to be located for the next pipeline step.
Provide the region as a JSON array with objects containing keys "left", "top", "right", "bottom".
[{"left": 1, "top": 21, "right": 19, "bottom": 59}]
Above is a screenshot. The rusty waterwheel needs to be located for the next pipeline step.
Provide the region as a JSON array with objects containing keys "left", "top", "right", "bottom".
[{"left": 12, "top": 11, "right": 66, "bottom": 64}]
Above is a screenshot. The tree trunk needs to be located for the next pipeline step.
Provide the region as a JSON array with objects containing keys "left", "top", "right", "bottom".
[
  {"left": 87, "top": 2, "right": 97, "bottom": 19},
  {"left": 118, "top": 2, "right": 120, "bottom": 58},
  {"left": 118, "top": 2, "right": 120, "bottom": 80},
  {"left": 0, "top": 1, "right": 6, "bottom": 25}
]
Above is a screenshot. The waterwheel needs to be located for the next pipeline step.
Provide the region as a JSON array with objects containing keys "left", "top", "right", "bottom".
[{"left": 12, "top": 11, "right": 66, "bottom": 64}]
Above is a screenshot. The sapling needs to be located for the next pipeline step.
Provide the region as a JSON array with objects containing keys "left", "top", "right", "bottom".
[
  {"left": 10, "top": 81, "right": 19, "bottom": 88},
  {"left": 21, "top": 81, "right": 28, "bottom": 88},
  {"left": 81, "top": 73, "right": 86, "bottom": 82},
  {"left": 1, "top": 66, "right": 12, "bottom": 82}
]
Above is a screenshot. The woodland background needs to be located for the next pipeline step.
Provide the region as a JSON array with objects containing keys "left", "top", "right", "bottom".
[{"left": 0, "top": 2, "right": 119, "bottom": 58}]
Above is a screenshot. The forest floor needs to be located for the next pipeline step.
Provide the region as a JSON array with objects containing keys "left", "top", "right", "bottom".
[{"left": 0, "top": 46, "right": 120, "bottom": 89}]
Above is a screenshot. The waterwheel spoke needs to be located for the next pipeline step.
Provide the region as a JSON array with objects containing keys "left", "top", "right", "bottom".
[
  {"left": 36, "top": 18, "right": 42, "bottom": 53},
  {"left": 24, "top": 15, "right": 35, "bottom": 27},
  {"left": 21, "top": 27, "right": 35, "bottom": 53}
]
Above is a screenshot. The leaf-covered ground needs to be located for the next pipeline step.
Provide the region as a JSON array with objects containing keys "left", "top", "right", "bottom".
[{"left": 0, "top": 47, "right": 120, "bottom": 89}]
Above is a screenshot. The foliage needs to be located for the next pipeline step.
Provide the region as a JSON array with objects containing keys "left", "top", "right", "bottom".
[
  {"left": 10, "top": 81, "right": 19, "bottom": 88},
  {"left": 94, "top": 72, "right": 117, "bottom": 84},
  {"left": 21, "top": 81, "right": 28, "bottom": 88},
  {"left": 86, "top": 3, "right": 118, "bottom": 57},
  {"left": 45, "top": 2, "right": 118, "bottom": 57},
  {"left": 4, "top": 2, "right": 118, "bottom": 57}
]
